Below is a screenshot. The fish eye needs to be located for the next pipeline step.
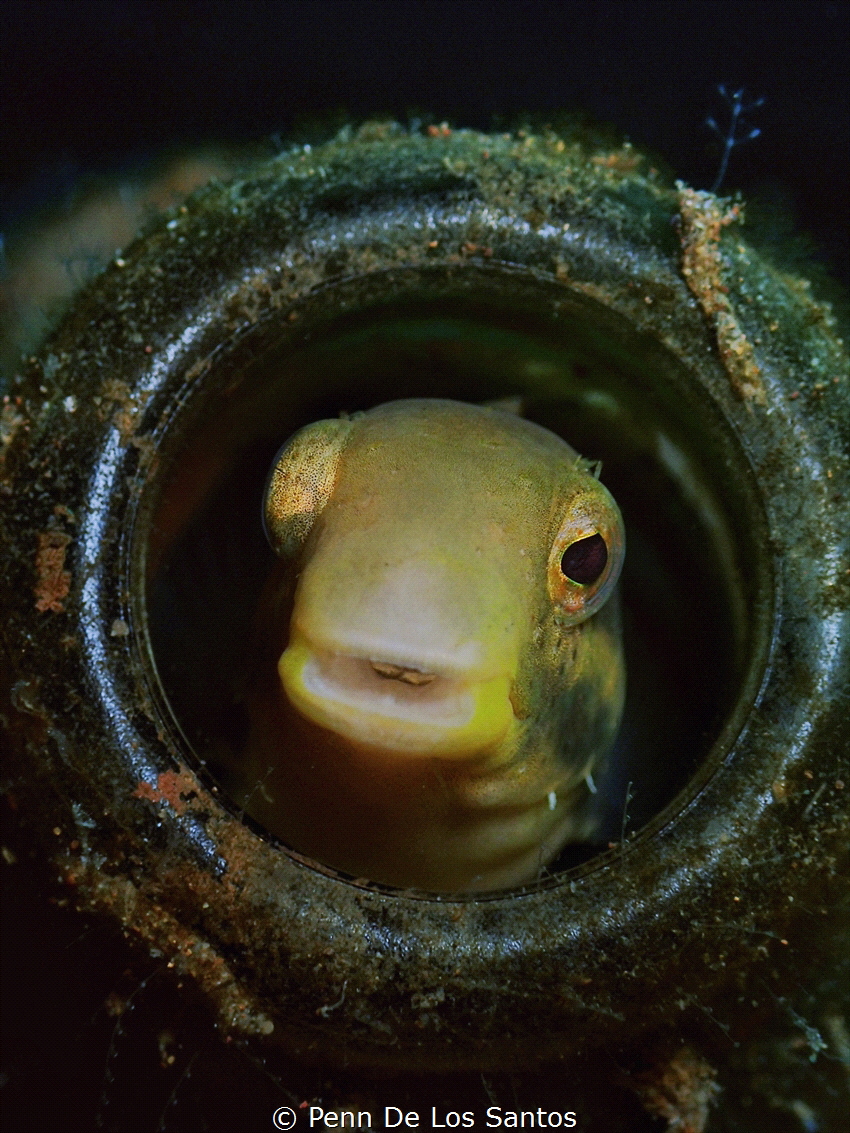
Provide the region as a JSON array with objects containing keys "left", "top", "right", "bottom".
[
  {"left": 547, "top": 492, "right": 623, "bottom": 624},
  {"left": 560, "top": 533, "right": 608, "bottom": 585}
]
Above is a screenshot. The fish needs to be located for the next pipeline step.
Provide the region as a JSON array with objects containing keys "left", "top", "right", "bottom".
[{"left": 238, "top": 398, "right": 625, "bottom": 892}]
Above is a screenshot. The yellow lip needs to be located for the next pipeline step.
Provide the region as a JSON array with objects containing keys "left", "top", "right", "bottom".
[{"left": 278, "top": 634, "right": 514, "bottom": 757}]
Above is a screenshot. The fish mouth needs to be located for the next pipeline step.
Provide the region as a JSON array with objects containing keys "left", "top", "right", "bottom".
[
  {"left": 369, "top": 660, "right": 437, "bottom": 686},
  {"left": 278, "top": 632, "right": 514, "bottom": 757}
]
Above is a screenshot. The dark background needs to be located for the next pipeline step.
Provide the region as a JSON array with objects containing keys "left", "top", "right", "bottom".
[
  {"left": 1, "top": 3, "right": 848, "bottom": 1131},
  {"left": 2, "top": 0, "right": 849, "bottom": 286}
]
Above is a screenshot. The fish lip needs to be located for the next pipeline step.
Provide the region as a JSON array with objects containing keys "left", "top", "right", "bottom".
[
  {"left": 291, "top": 640, "right": 471, "bottom": 716},
  {"left": 278, "top": 633, "right": 515, "bottom": 756},
  {"left": 287, "top": 613, "right": 496, "bottom": 682}
]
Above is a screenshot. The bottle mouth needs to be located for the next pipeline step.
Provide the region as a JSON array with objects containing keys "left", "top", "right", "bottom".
[{"left": 144, "top": 288, "right": 769, "bottom": 880}]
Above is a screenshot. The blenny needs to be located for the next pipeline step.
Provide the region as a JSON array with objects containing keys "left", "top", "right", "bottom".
[{"left": 240, "top": 399, "right": 625, "bottom": 891}]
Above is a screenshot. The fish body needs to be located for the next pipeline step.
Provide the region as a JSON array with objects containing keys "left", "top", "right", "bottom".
[{"left": 241, "top": 399, "right": 625, "bottom": 891}]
